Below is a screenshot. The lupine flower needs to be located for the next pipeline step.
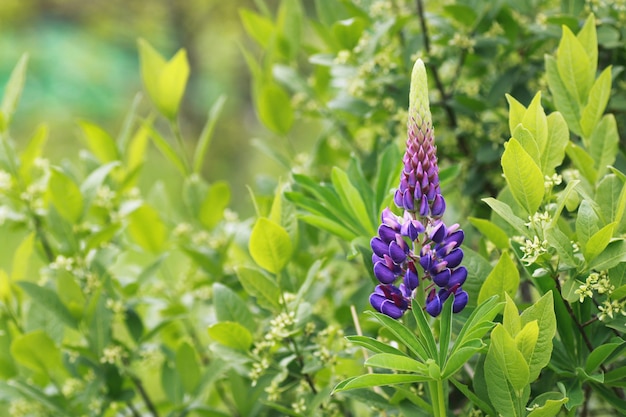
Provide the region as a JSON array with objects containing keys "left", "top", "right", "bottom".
[{"left": 369, "top": 59, "right": 468, "bottom": 318}]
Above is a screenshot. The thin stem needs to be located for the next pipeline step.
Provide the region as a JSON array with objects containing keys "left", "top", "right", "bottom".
[
  {"left": 126, "top": 400, "right": 141, "bottom": 417},
  {"left": 129, "top": 374, "right": 160, "bottom": 417},
  {"left": 169, "top": 118, "right": 191, "bottom": 174},
  {"left": 428, "top": 380, "right": 447, "bottom": 417}
]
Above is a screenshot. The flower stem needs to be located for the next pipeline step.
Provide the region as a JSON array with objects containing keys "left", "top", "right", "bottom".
[{"left": 428, "top": 379, "right": 447, "bottom": 417}]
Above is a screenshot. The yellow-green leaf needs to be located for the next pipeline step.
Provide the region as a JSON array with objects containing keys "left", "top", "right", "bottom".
[
  {"left": 478, "top": 253, "right": 520, "bottom": 304},
  {"left": 48, "top": 168, "right": 83, "bottom": 223},
  {"left": 127, "top": 204, "right": 167, "bottom": 253},
  {"left": 79, "top": 120, "right": 120, "bottom": 163},
  {"left": 501, "top": 138, "right": 544, "bottom": 215},
  {"left": 207, "top": 321, "right": 252, "bottom": 351},
  {"left": 580, "top": 66, "right": 611, "bottom": 139},
  {"left": 249, "top": 218, "right": 293, "bottom": 274}
]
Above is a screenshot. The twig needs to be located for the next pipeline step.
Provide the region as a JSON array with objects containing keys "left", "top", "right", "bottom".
[{"left": 129, "top": 374, "right": 160, "bottom": 417}]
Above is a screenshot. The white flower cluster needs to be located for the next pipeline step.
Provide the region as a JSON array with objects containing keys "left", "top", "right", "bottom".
[
  {"left": 575, "top": 271, "right": 625, "bottom": 321},
  {"left": 544, "top": 173, "right": 563, "bottom": 189},
  {"left": 520, "top": 236, "right": 549, "bottom": 265},
  {"left": 100, "top": 345, "right": 126, "bottom": 365}
]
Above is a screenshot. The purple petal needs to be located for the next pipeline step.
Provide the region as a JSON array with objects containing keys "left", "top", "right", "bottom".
[
  {"left": 374, "top": 262, "right": 397, "bottom": 284},
  {"left": 432, "top": 268, "right": 451, "bottom": 287},
  {"left": 404, "top": 264, "right": 419, "bottom": 291},
  {"left": 403, "top": 190, "right": 415, "bottom": 211},
  {"left": 425, "top": 293, "right": 442, "bottom": 317},
  {"left": 452, "top": 290, "right": 469, "bottom": 313},
  {"left": 389, "top": 241, "right": 407, "bottom": 264},
  {"left": 381, "top": 208, "right": 401, "bottom": 230},
  {"left": 445, "top": 229, "right": 464, "bottom": 247},
  {"left": 449, "top": 266, "right": 467, "bottom": 287},
  {"left": 430, "top": 222, "right": 447, "bottom": 244},
  {"left": 378, "top": 224, "right": 396, "bottom": 243},
  {"left": 394, "top": 189, "right": 404, "bottom": 208},
  {"left": 431, "top": 194, "right": 446, "bottom": 216},
  {"left": 419, "top": 253, "right": 432, "bottom": 271},
  {"left": 419, "top": 196, "right": 429, "bottom": 216},
  {"left": 371, "top": 237, "right": 388, "bottom": 258},
  {"left": 443, "top": 248, "right": 463, "bottom": 269}
]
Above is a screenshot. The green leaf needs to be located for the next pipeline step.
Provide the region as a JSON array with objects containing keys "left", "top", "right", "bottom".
[
  {"left": 520, "top": 291, "right": 556, "bottom": 381},
  {"left": 545, "top": 226, "right": 578, "bottom": 267},
  {"left": 490, "top": 324, "right": 530, "bottom": 391},
  {"left": 366, "top": 310, "right": 429, "bottom": 361},
  {"left": 515, "top": 320, "right": 539, "bottom": 365},
  {"left": 545, "top": 55, "right": 581, "bottom": 136},
  {"left": 506, "top": 94, "right": 526, "bottom": 135},
  {"left": 580, "top": 66, "right": 611, "bottom": 139},
  {"left": 557, "top": 26, "right": 592, "bottom": 104},
  {"left": 566, "top": 142, "right": 597, "bottom": 184},
  {"left": 200, "top": 181, "right": 231, "bottom": 229},
  {"left": 477, "top": 253, "right": 520, "bottom": 304},
  {"left": 193, "top": 95, "right": 226, "bottom": 173},
  {"left": 451, "top": 295, "right": 502, "bottom": 355},
  {"left": 235, "top": 266, "right": 281, "bottom": 311},
  {"left": 10, "top": 330, "right": 63, "bottom": 375},
  {"left": 584, "top": 222, "right": 616, "bottom": 261},
  {"left": 207, "top": 321, "right": 252, "bottom": 351},
  {"left": 11, "top": 233, "right": 34, "bottom": 282},
  {"left": 469, "top": 217, "right": 510, "bottom": 249},
  {"left": 277, "top": 0, "right": 303, "bottom": 59},
  {"left": 576, "top": 199, "right": 599, "bottom": 252},
  {"left": 365, "top": 353, "right": 429, "bottom": 374},
  {"left": 526, "top": 398, "right": 568, "bottom": 417},
  {"left": 503, "top": 292, "right": 521, "bottom": 336},
  {"left": 239, "top": 8, "right": 275, "bottom": 49},
  {"left": 541, "top": 112, "right": 569, "bottom": 175},
  {"left": 176, "top": 341, "right": 201, "bottom": 393},
  {"left": 333, "top": 373, "right": 433, "bottom": 393},
  {"left": 84, "top": 288, "right": 112, "bottom": 356},
  {"left": 138, "top": 39, "right": 189, "bottom": 120},
  {"left": 19, "top": 124, "right": 48, "bottom": 182},
  {"left": 589, "top": 239, "right": 626, "bottom": 271},
  {"left": 550, "top": 179, "right": 580, "bottom": 227},
  {"left": 79, "top": 120, "right": 120, "bottom": 163},
  {"left": 256, "top": 83, "right": 293, "bottom": 134},
  {"left": 410, "top": 298, "right": 438, "bottom": 362},
  {"left": 17, "top": 281, "right": 78, "bottom": 329},
  {"left": 585, "top": 340, "right": 625, "bottom": 374},
  {"left": 331, "top": 166, "right": 375, "bottom": 235},
  {"left": 589, "top": 114, "right": 619, "bottom": 179},
  {"left": 48, "top": 167, "right": 83, "bottom": 223},
  {"left": 442, "top": 339, "right": 484, "bottom": 379},
  {"left": 345, "top": 335, "right": 407, "bottom": 357},
  {"left": 213, "top": 283, "right": 256, "bottom": 332},
  {"left": 482, "top": 198, "right": 528, "bottom": 237},
  {"left": 143, "top": 120, "right": 188, "bottom": 176},
  {"left": 512, "top": 124, "right": 540, "bottom": 167},
  {"left": 501, "top": 138, "right": 544, "bottom": 214},
  {"left": 521, "top": 92, "right": 548, "bottom": 156},
  {"left": 127, "top": 204, "right": 167, "bottom": 253},
  {"left": 80, "top": 161, "right": 121, "bottom": 209},
  {"left": 577, "top": 15, "right": 597, "bottom": 75},
  {"left": 0, "top": 53, "right": 28, "bottom": 129},
  {"left": 596, "top": 175, "right": 624, "bottom": 227},
  {"left": 249, "top": 217, "right": 293, "bottom": 274}
]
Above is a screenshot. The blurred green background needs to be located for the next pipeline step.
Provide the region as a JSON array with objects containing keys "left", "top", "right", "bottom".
[{"left": 0, "top": 0, "right": 285, "bottom": 212}]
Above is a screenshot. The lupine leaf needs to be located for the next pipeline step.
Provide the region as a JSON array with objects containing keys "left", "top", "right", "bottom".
[
  {"left": 331, "top": 166, "right": 375, "bottom": 235},
  {"left": 477, "top": 253, "right": 519, "bottom": 304},
  {"left": 452, "top": 295, "right": 501, "bottom": 355},
  {"left": 410, "top": 298, "right": 439, "bottom": 362},
  {"left": 365, "top": 353, "right": 429, "bottom": 374},
  {"left": 208, "top": 322, "right": 252, "bottom": 351},
  {"left": 589, "top": 114, "right": 618, "bottom": 179},
  {"left": 442, "top": 339, "right": 484, "bottom": 378},
  {"left": 520, "top": 291, "right": 556, "bottom": 381},
  {"left": 249, "top": 217, "right": 293, "bottom": 274},
  {"left": 469, "top": 217, "right": 510, "bottom": 249},
  {"left": 346, "top": 335, "right": 408, "bottom": 357},
  {"left": 541, "top": 112, "right": 569, "bottom": 175},
  {"left": 333, "top": 373, "right": 433, "bottom": 393},
  {"left": 365, "top": 310, "right": 429, "bottom": 361},
  {"left": 235, "top": 266, "right": 281, "bottom": 311},
  {"left": 580, "top": 66, "right": 611, "bottom": 139},
  {"left": 374, "top": 144, "right": 402, "bottom": 212}
]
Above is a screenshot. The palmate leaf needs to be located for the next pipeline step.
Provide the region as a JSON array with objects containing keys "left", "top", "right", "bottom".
[
  {"left": 365, "top": 353, "right": 430, "bottom": 374},
  {"left": 346, "top": 335, "right": 407, "bottom": 356},
  {"left": 333, "top": 373, "right": 433, "bottom": 393},
  {"left": 365, "top": 310, "right": 429, "bottom": 361}
]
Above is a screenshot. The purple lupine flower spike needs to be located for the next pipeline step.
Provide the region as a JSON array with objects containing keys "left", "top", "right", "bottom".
[{"left": 369, "top": 58, "right": 467, "bottom": 319}]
